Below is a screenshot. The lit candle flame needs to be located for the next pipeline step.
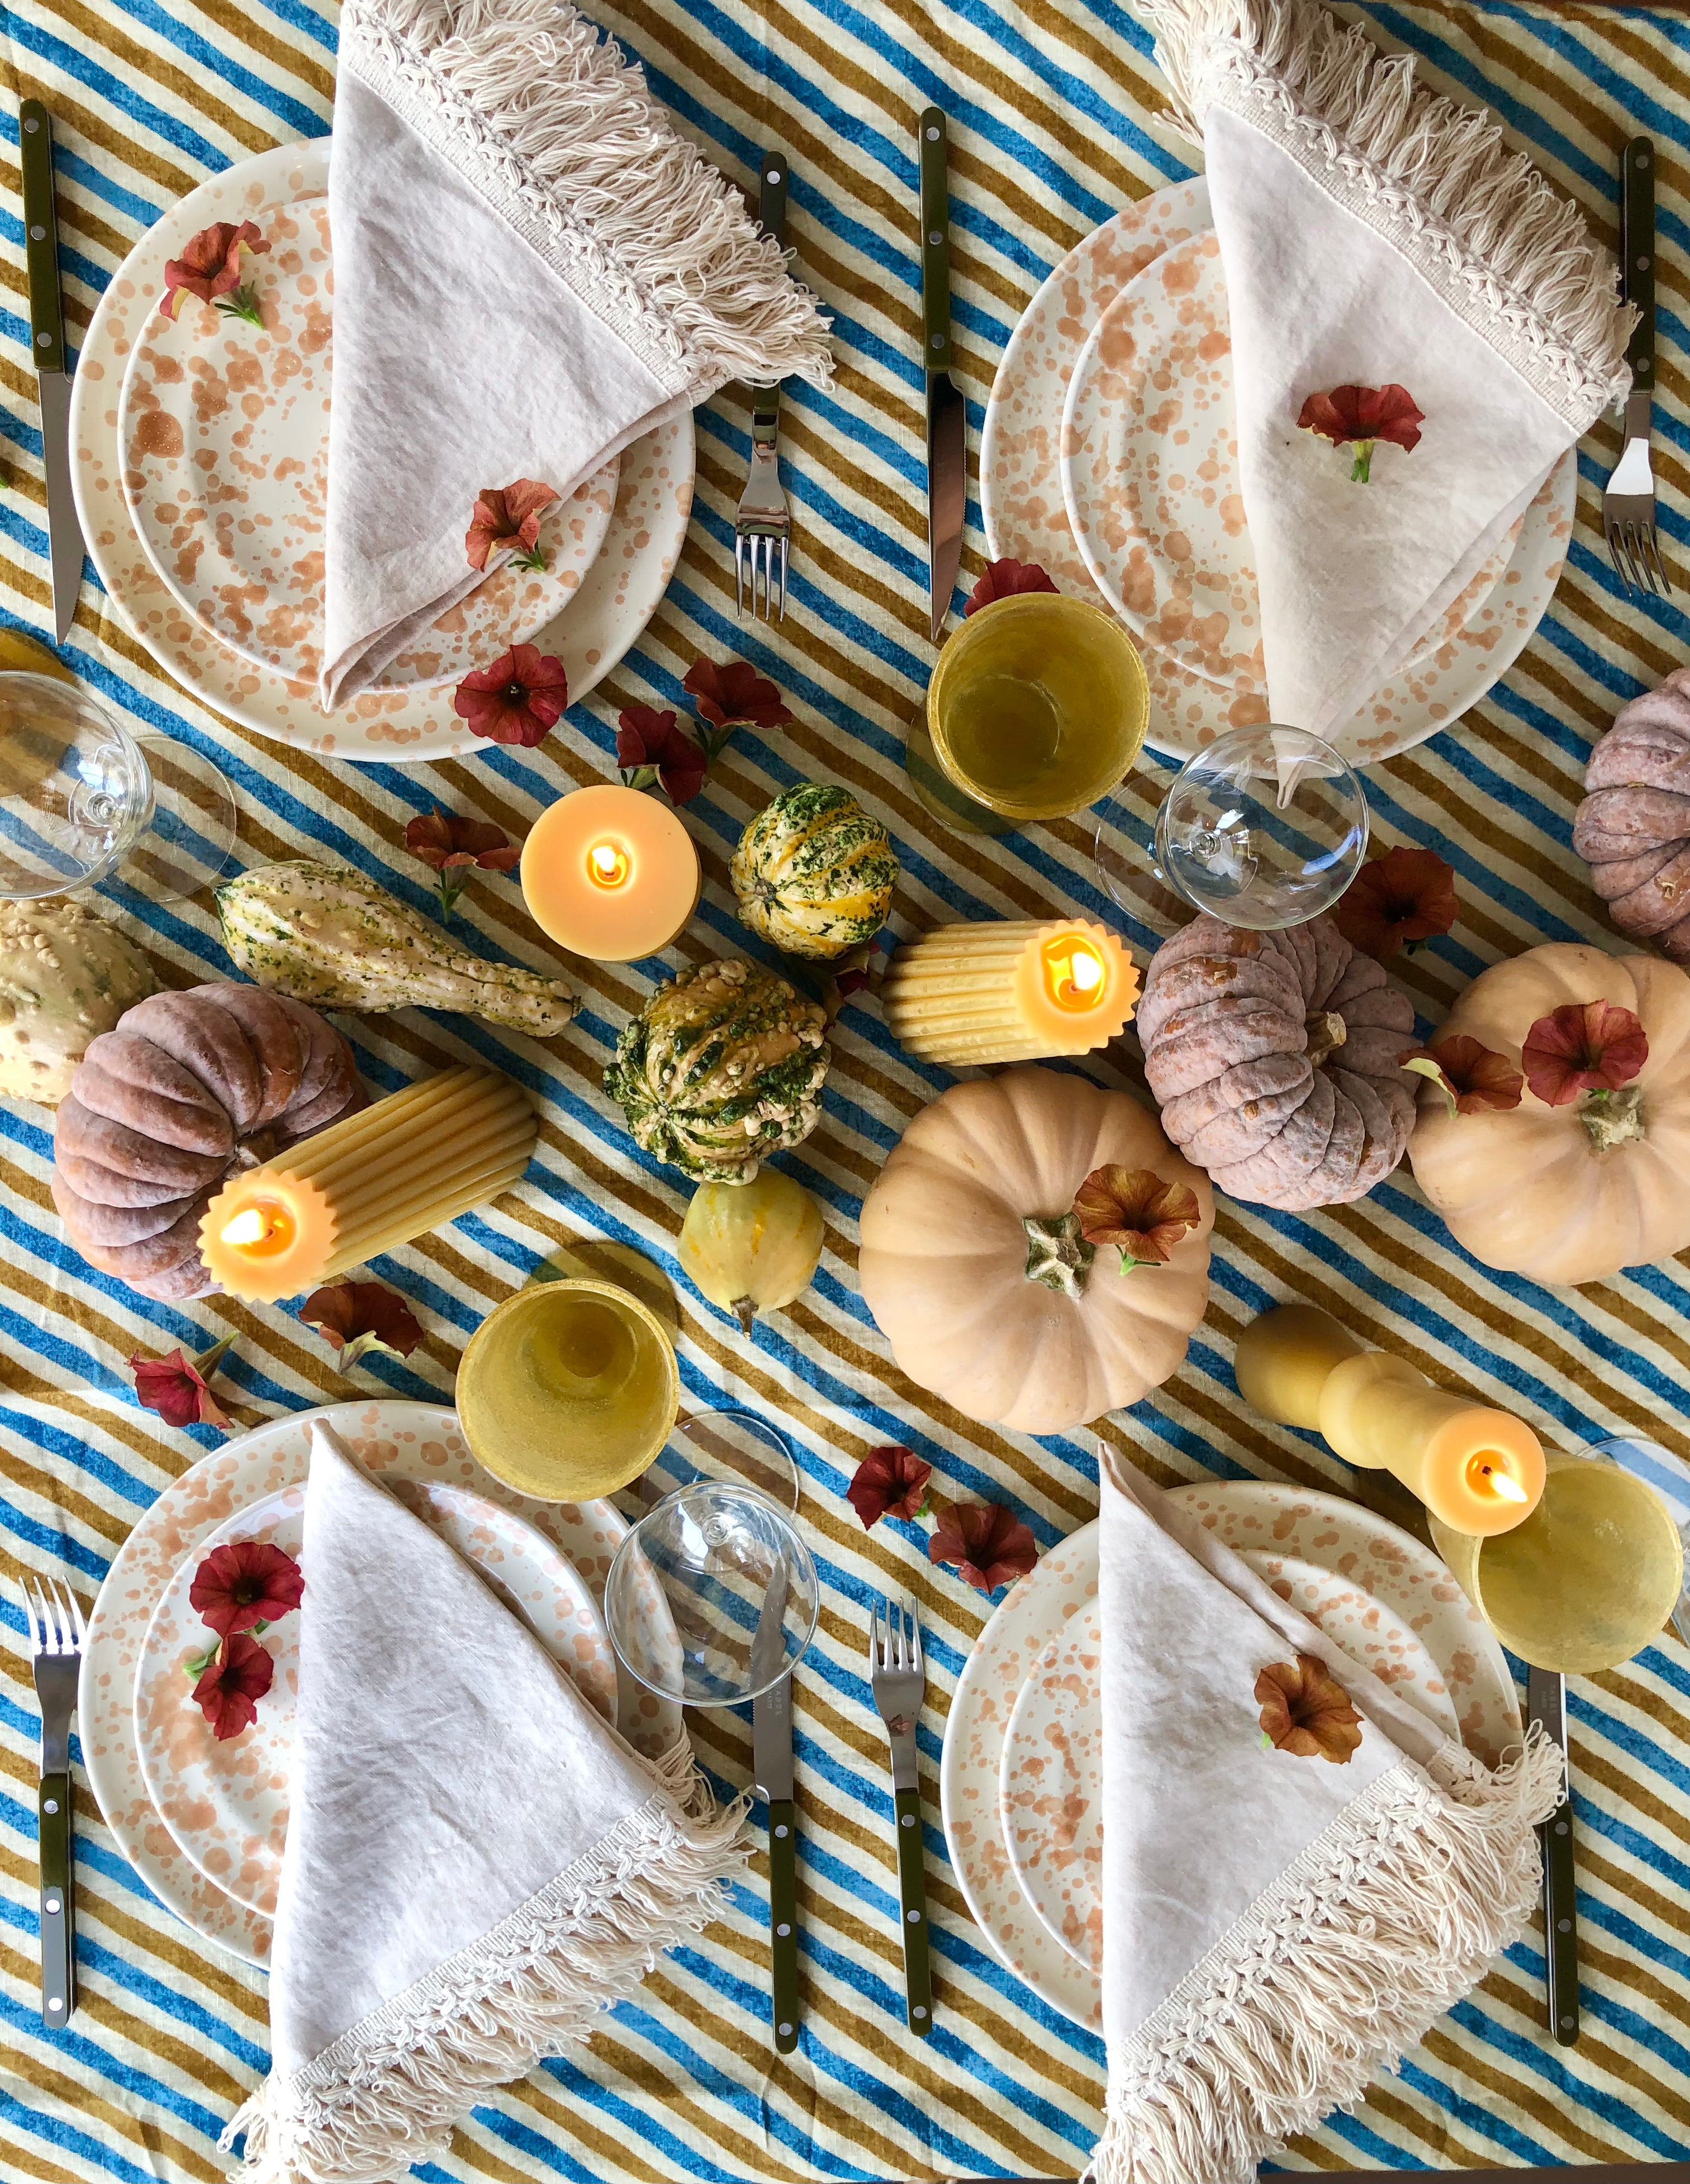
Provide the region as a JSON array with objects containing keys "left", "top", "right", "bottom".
[
  {"left": 587, "top": 841, "right": 630, "bottom": 889},
  {"left": 1041, "top": 934, "right": 1110, "bottom": 1011},
  {"left": 221, "top": 1207, "right": 272, "bottom": 1248},
  {"left": 1470, "top": 1457, "right": 1530, "bottom": 1504}
]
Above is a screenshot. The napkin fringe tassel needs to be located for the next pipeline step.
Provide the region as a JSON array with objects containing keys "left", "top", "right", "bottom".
[
  {"left": 224, "top": 1755, "right": 746, "bottom": 2184},
  {"left": 1136, "top": 0, "right": 1631, "bottom": 416},
  {"left": 344, "top": 0, "right": 833, "bottom": 392},
  {"left": 1091, "top": 1734, "right": 1563, "bottom": 2184}
]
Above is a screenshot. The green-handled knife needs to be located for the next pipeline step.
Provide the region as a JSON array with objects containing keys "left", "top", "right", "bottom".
[
  {"left": 19, "top": 99, "right": 85, "bottom": 644},
  {"left": 919, "top": 106, "right": 965, "bottom": 643},
  {"left": 752, "top": 1557, "right": 800, "bottom": 2054}
]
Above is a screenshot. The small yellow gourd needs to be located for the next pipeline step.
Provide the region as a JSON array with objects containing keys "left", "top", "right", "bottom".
[{"left": 678, "top": 1171, "right": 824, "bottom": 1335}]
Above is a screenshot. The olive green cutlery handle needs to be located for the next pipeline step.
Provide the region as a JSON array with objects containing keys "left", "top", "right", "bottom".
[
  {"left": 19, "top": 99, "right": 67, "bottom": 378},
  {"left": 1621, "top": 136, "right": 1655, "bottom": 393},
  {"left": 767, "top": 1797, "right": 800, "bottom": 2053},
  {"left": 894, "top": 1785, "right": 932, "bottom": 2037},
  {"left": 752, "top": 151, "right": 789, "bottom": 446},
  {"left": 39, "top": 1771, "right": 74, "bottom": 2029},
  {"left": 918, "top": 107, "right": 953, "bottom": 378}
]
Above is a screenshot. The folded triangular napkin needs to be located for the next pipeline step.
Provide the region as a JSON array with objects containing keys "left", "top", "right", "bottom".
[
  {"left": 1137, "top": 0, "right": 1631, "bottom": 741},
  {"left": 323, "top": 0, "right": 832, "bottom": 705},
  {"left": 1094, "top": 1462, "right": 1560, "bottom": 2184},
  {"left": 226, "top": 1423, "right": 744, "bottom": 2184}
]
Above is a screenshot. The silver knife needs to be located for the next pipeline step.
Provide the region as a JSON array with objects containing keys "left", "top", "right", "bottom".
[
  {"left": 919, "top": 106, "right": 965, "bottom": 643},
  {"left": 751, "top": 1557, "right": 799, "bottom": 2053},
  {"left": 20, "top": 100, "right": 84, "bottom": 645},
  {"left": 1528, "top": 1666, "right": 1579, "bottom": 2045}
]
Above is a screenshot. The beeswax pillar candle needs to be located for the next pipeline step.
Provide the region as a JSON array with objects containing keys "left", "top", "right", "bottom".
[
  {"left": 521, "top": 783, "right": 700, "bottom": 962},
  {"left": 881, "top": 920, "right": 1138, "bottom": 1065},
  {"left": 199, "top": 1067, "right": 536, "bottom": 1303}
]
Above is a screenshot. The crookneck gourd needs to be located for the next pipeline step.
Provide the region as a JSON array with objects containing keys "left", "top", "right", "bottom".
[
  {"left": 730, "top": 781, "right": 899, "bottom": 960},
  {"left": 1573, "top": 667, "right": 1690, "bottom": 961},
  {"left": 1137, "top": 914, "right": 1416, "bottom": 1210}
]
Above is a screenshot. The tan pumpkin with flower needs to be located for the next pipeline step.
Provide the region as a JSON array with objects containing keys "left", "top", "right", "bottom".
[
  {"left": 858, "top": 1065, "right": 1213, "bottom": 1434},
  {"left": 1408, "top": 943, "right": 1690, "bottom": 1284}
]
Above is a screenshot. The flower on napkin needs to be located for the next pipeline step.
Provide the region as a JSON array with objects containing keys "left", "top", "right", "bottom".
[
  {"left": 1522, "top": 1001, "right": 1648, "bottom": 1106},
  {"left": 1072, "top": 1166, "right": 1201, "bottom": 1272},
  {"left": 1296, "top": 383, "right": 1424, "bottom": 484},
  {"left": 1333, "top": 845, "right": 1458, "bottom": 960},
  {"left": 465, "top": 480, "right": 558, "bottom": 573},
  {"left": 929, "top": 1500, "right": 1038, "bottom": 1592},
  {"left": 301, "top": 1281, "right": 426, "bottom": 1369},
  {"left": 682, "top": 657, "right": 792, "bottom": 760},
  {"left": 404, "top": 807, "right": 521, "bottom": 919},
  {"left": 129, "top": 1335, "right": 236, "bottom": 1430},
  {"left": 846, "top": 1445, "right": 933, "bottom": 1528},
  {"left": 1400, "top": 1035, "right": 1523, "bottom": 1118},
  {"left": 965, "top": 558, "right": 1059, "bottom": 615},
  {"left": 1256, "top": 1653, "right": 1362, "bottom": 1763},
  {"left": 191, "top": 1541, "right": 305, "bottom": 1638},
  {"left": 159, "top": 220, "right": 269, "bottom": 325},
  {"left": 192, "top": 1631, "right": 277, "bottom": 1741},
  {"left": 616, "top": 705, "right": 708, "bottom": 805},
  {"left": 453, "top": 644, "right": 569, "bottom": 746}
]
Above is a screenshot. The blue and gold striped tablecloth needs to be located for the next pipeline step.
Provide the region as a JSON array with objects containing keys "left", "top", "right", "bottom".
[{"left": 2, "top": 1, "right": 1688, "bottom": 2178}]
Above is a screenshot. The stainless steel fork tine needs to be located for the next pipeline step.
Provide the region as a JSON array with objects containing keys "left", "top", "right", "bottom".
[
  {"left": 734, "top": 532, "right": 747, "bottom": 618},
  {"left": 1612, "top": 523, "right": 1641, "bottom": 597},
  {"left": 46, "top": 1584, "right": 69, "bottom": 1654},
  {"left": 1644, "top": 525, "right": 1674, "bottom": 597},
  {"left": 54, "top": 1579, "right": 84, "bottom": 1649},
  {"left": 1622, "top": 522, "right": 1647, "bottom": 596},
  {"left": 777, "top": 536, "right": 788, "bottom": 623},
  {"left": 22, "top": 1581, "right": 41, "bottom": 1656},
  {"left": 760, "top": 535, "right": 772, "bottom": 621},
  {"left": 905, "top": 1596, "right": 923, "bottom": 1671},
  {"left": 1634, "top": 522, "right": 1662, "bottom": 598}
]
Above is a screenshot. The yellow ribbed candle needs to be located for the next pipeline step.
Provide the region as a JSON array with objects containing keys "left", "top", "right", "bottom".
[
  {"left": 198, "top": 1067, "right": 537, "bottom": 1303},
  {"left": 882, "top": 919, "right": 1139, "bottom": 1065}
]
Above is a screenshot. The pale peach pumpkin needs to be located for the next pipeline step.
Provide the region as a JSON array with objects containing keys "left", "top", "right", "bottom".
[
  {"left": 1408, "top": 943, "right": 1690, "bottom": 1285},
  {"left": 857, "top": 1065, "right": 1213, "bottom": 1434}
]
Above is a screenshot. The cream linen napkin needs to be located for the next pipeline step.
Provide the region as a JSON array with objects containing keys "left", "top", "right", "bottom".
[
  {"left": 1094, "top": 1461, "right": 1560, "bottom": 2184},
  {"left": 1136, "top": 0, "right": 1631, "bottom": 743},
  {"left": 225, "top": 1423, "right": 744, "bottom": 2184},
  {"left": 322, "top": 0, "right": 832, "bottom": 706}
]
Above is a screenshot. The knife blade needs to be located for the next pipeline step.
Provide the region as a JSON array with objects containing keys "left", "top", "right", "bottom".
[
  {"left": 1528, "top": 1666, "right": 1579, "bottom": 2045},
  {"left": 919, "top": 106, "right": 965, "bottom": 643},
  {"left": 751, "top": 1557, "right": 799, "bottom": 2054},
  {"left": 20, "top": 100, "right": 85, "bottom": 645}
]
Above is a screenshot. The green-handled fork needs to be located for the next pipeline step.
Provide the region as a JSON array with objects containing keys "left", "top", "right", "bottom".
[{"left": 868, "top": 1594, "right": 932, "bottom": 2037}]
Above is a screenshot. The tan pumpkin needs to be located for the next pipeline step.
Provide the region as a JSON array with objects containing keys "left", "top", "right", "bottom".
[
  {"left": 1408, "top": 943, "right": 1690, "bottom": 1284},
  {"left": 857, "top": 1065, "right": 1213, "bottom": 1434}
]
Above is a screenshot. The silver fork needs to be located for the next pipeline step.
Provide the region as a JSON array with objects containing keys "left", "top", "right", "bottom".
[
  {"left": 735, "top": 150, "right": 792, "bottom": 623},
  {"left": 22, "top": 1577, "right": 83, "bottom": 2027},
  {"left": 1606, "top": 135, "right": 1672, "bottom": 599},
  {"left": 867, "top": 1594, "right": 933, "bottom": 2037}
]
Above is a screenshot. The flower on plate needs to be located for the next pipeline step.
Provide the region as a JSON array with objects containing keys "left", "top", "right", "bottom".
[
  {"left": 846, "top": 1445, "right": 933, "bottom": 1529},
  {"left": 453, "top": 644, "right": 568, "bottom": 747},
  {"left": 616, "top": 705, "right": 708, "bottom": 805},
  {"left": 1071, "top": 1165, "right": 1202, "bottom": 1271},
  {"left": 682, "top": 657, "right": 792, "bottom": 759},
  {"left": 1399, "top": 1035, "right": 1524, "bottom": 1118},
  {"left": 465, "top": 480, "right": 558, "bottom": 573},
  {"left": 192, "top": 1631, "right": 276, "bottom": 1741},
  {"left": 928, "top": 1500, "right": 1038, "bottom": 1593},
  {"left": 189, "top": 1540, "right": 305, "bottom": 1638},
  {"left": 129, "top": 1335, "right": 235, "bottom": 1430},
  {"left": 1296, "top": 383, "right": 1424, "bottom": 484},
  {"left": 1522, "top": 1001, "right": 1649, "bottom": 1107},
  {"left": 965, "top": 558, "right": 1059, "bottom": 615},
  {"left": 301, "top": 1281, "right": 425, "bottom": 1369},
  {"left": 1256, "top": 1653, "right": 1362, "bottom": 1763},
  {"left": 159, "top": 221, "right": 269, "bottom": 325},
  {"left": 1332, "top": 846, "right": 1458, "bottom": 960},
  {"left": 404, "top": 807, "right": 521, "bottom": 919}
]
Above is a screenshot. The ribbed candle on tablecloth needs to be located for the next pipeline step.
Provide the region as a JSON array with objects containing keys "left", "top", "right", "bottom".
[{"left": 882, "top": 919, "right": 1138, "bottom": 1066}]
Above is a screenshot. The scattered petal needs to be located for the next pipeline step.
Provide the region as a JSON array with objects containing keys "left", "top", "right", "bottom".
[
  {"left": 1256, "top": 1653, "right": 1363, "bottom": 1763},
  {"left": 160, "top": 221, "right": 269, "bottom": 322},
  {"left": 189, "top": 1540, "right": 305, "bottom": 1637},
  {"left": 453, "top": 644, "right": 568, "bottom": 747},
  {"left": 1071, "top": 1165, "right": 1201, "bottom": 1268},
  {"left": 616, "top": 705, "right": 706, "bottom": 803},
  {"left": 682, "top": 657, "right": 793, "bottom": 734},
  {"left": 301, "top": 1281, "right": 425, "bottom": 1370},
  {"left": 1400, "top": 1035, "right": 1524, "bottom": 1117},
  {"left": 965, "top": 558, "right": 1059, "bottom": 614},
  {"left": 1333, "top": 846, "right": 1458, "bottom": 960},
  {"left": 928, "top": 1500, "right": 1038, "bottom": 1592},
  {"left": 1297, "top": 383, "right": 1424, "bottom": 483},
  {"left": 129, "top": 1336, "right": 235, "bottom": 1430},
  {"left": 193, "top": 1631, "right": 275, "bottom": 1741},
  {"left": 1522, "top": 1001, "right": 1649, "bottom": 1107},
  {"left": 465, "top": 479, "right": 558, "bottom": 572},
  {"left": 404, "top": 807, "right": 520, "bottom": 916},
  {"left": 846, "top": 1445, "right": 933, "bottom": 1528}
]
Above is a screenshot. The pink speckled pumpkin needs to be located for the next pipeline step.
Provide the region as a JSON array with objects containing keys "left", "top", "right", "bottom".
[{"left": 1574, "top": 667, "right": 1690, "bottom": 962}]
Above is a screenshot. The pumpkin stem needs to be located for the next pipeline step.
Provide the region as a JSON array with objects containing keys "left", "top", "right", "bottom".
[
  {"left": 1023, "top": 1212, "right": 1096, "bottom": 1299},
  {"left": 733, "top": 1296, "right": 757, "bottom": 1338},
  {"left": 1578, "top": 1083, "right": 1646, "bottom": 1152},
  {"left": 1305, "top": 1010, "right": 1348, "bottom": 1069}
]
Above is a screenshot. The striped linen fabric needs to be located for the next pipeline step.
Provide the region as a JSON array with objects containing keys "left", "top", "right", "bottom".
[{"left": 0, "top": 0, "right": 1688, "bottom": 2180}]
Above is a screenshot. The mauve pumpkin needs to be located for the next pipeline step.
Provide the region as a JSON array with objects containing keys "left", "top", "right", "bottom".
[
  {"left": 1137, "top": 915, "right": 1416, "bottom": 1210},
  {"left": 1573, "top": 667, "right": 1690, "bottom": 960}
]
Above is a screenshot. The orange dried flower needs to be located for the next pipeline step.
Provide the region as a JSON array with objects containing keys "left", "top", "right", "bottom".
[
  {"left": 1256, "top": 1653, "right": 1363, "bottom": 1763},
  {"left": 1400, "top": 1035, "right": 1523, "bottom": 1118},
  {"left": 1071, "top": 1165, "right": 1201, "bottom": 1270},
  {"left": 1333, "top": 846, "right": 1458, "bottom": 961}
]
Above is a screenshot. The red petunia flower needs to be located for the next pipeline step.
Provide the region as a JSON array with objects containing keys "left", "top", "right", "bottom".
[
  {"left": 192, "top": 1631, "right": 276, "bottom": 1741},
  {"left": 189, "top": 1540, "right": 305, "bottom": 1637},
  {"left": 159, "top": 221, "right": 268, "bottom": 325},
  {"left": 403, "top": 807, "right": 521, "bottom": 917},
  {"left": 1332, "top": 846, "right": 1458, "bottom": 961},
  {"left": 301, "top": 1281, "right": 426, "bottom": 1369},
  {"left": 616, "top": 705, "right": 708, "bottom": 804},
  {"left": 928, "top": 1501, "right": 1038, "bottom": 1593},
  {"left": 465, "top": 480, "right": 558, "bottom": 574},
  {"left": 845, "top": 1445, "right": 933, "bottom": 1529},
  {"left": 129, "top": 1335, "right": 235, "bottom": 1430},
  {"left": 1399, "top": 1035, "right": 1524, "bottom": 1118},
  {"left": 1297, "top": 383, "right": 1425, "bottom": 484},
  {"left": 453, "top": 644, "right": 569, "bottom": 747},
  {"left": 1522, "top": 1001, "right": 1649, "bottom": 1107},
  {"left": 965, "top": 558, "right": 1060, "bottom": 615},
  {"left": 682, "top": 657, "right": 792, "bottom": 759}
]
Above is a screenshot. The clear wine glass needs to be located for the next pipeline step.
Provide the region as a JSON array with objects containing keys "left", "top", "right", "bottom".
[{"left": 0, "top": 672, "right": 237, "bottom": 906}]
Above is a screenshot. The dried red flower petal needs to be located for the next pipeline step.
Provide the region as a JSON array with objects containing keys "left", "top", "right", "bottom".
[
  {"left": 1297, "top": 383, "right": 1424, "bottom": 483},
  {"left": 160, "top": 221, "right": 268, "bottom": 323},
  {"left": 1256, "top": 1653, "right": 1363, "bottom": 1763},
  {"left": 189, "top": 1540, "right": 305, "bottom": 1638},
  {"left": 465, "top": 479, "right": 558, "bottom": 573},
  {"left": 928, "top": 1501, "right": 1038, "bottom": 1592},
  {"left": 616, "top": 704, "right": 708, "bottom": 804},
  {"left": 1399, "top": 1035, "right": 1524, "bottom": 1118},
  {"left": 682, "top": 658, "right": 793, "bottom": 740},
  {"left": 301, "top": 1281, "right": 425, "bottom": 1369},
  {"left": 1332, "top": 846, "right": 1458, "bottom": 961},
  {"left": 453, "top": 644, "right": 568, "bottom": 747},
  {"left": 845, "top": 1445, "right": 933, "bottom": 1528},
  {"left": 129, "top": 1336, "right": 234, "bottom": 1430},
  {"left": 965, "top": 558, "right": 1060, "bottom": 615},
  {"left": 1522, "top": 1001, "right": 1649, "bottom": 1107},
  {"left": 403, "top": 808, "right": 520, "bottom": 916},
  {"left": 193, "top": 1631, "right": 275, "bottom": 1741},
  {"left": 1071, "top": 1165, "right": 1201, "bottom": 1269}
]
